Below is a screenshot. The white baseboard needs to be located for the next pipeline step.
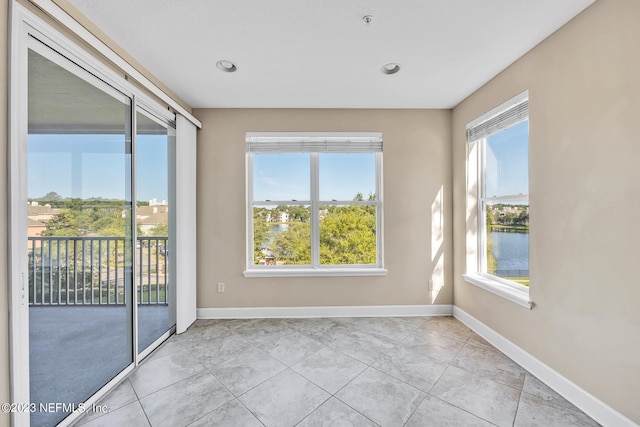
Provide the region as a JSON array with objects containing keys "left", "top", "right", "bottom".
[
  {"left": 197, "top": 304, "right": 453, "bottom": 319},
  {"left": 453, "top": 306, "right": 638, "bottom": 427}
]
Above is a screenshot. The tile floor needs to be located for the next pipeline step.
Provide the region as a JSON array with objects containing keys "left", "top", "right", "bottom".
[{"left": 76, "top": 316, "right": 601, "bottom": 427}]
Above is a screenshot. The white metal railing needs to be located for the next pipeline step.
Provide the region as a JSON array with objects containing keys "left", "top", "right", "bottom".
[{"left": 28, "top": 236, "right": 168, "bottom": 305}]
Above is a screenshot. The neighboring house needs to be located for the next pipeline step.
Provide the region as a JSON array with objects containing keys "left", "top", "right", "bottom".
[
  {"left": 27, "top": 202, "right": 59, "bottom": 223},
  {"left": 133, "top": 200, "right": 169, "bottom": 221},
  {"left": 27, "top": 202, "right": 58, "bottom": 247},
  {"left": 138, "top": 211, "right": 168, "bottom": 235},
  {"left": 266, "top": 210, "right": 291, "bottom": 223},
  {"left": 27, "top": 218, "right": 46, "bottom": 237},
  {"left": 27, "top": 218, "right": 46, "bottom": 250},
  {"left": 124, "top": 200, "right": 169, "bottom": 231}
]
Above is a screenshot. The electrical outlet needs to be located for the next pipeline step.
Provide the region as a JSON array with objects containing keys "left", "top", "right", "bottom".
[
  {"left": 217, "top": 282, "right": 225, "bottom": 293},
  {"left": 428, "top": 279, "right": 433, "bottom": 291}
]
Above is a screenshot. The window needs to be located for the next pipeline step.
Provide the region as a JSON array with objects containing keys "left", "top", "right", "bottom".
[
  {"left": 465, "top": 91, "right": 532, "bottom": 308},
  {"left": 245, "top": 133, "right": 385, "bottom": 276}
]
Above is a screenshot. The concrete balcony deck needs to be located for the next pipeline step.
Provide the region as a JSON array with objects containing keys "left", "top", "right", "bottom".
[{"left": 30, "top": 304, "right": 170, "bottom": 427}]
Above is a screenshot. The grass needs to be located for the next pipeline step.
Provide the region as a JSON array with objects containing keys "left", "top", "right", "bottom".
[
  {"left": 505, "top": 277, "right": 530, "bottom": 287},
  {"left": 489, "top": 224, "right": 529, "bottom": 233},
  {"left": 138, "top": 288, "right": 167, "bottom": 303}
]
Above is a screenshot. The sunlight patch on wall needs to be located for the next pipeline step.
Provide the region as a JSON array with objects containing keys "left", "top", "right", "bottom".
[
  {"left": 430, "top": 186, "right": 445, "bottom": 303},
  {"left": 431, "top": 185, "right": 444, "bottom": 262},
  {"left": 430, "top": 252, "right": 445, "bottom": 304}
]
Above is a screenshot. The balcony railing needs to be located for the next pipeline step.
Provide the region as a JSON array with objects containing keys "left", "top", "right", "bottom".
[
  {"left": 494, "top": 269, "right": 529, "bottom": 278},
  {"left": 28, "top": 236, "right": 168, "bottom": 306}
]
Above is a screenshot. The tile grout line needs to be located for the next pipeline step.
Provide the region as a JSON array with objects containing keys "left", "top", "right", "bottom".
[
  {"left": 401, "top": 392, "right": 428, "bottom": 427},
  {"left": 428, "top": 394, "right": 501, "bottom": 426},
  {"left": 290, "top": 394, "right": 334, "bottom": 427},
  {"left": 93, "top": 317, "right": 601, "bottom": 427},
  {"left": 512, "top": 392, "right": 524, "bottom": 427}
]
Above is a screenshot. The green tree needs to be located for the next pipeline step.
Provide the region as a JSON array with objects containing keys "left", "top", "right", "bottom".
[
  {"left": 261, "top": 196, "right": 377, "bottom": 266},
  {"left": 271, "top": 222, "right": 311, "bottom": 264},
  {"left": 515, "top": 208, "right": 529, "bottom": 226},
  {"left": 485, "top": 208, "right": 498, "bottom": 272},
  {"left": 44, "top": 206, "right": 133, "bottom": 237},
  {"left": 42, "top": 210, "right": 79, "bottom": 236},
  {"left": 147, "top": 222, "right": 168, "bottom": 237},
  {"left": 319, "top": 205, "right": 376, "bottom": 264},
  {"left": 98, "top": 216, "right": 127, "bottom": 236},
  {"left": 287, "top": 206, "right": 310, "bottom": 222},
  {"left": 486, "top": 235, "right": 498, "bottom": 274},
  {"left": 253, "top": 208, "right": 271, "bottom": 262}
]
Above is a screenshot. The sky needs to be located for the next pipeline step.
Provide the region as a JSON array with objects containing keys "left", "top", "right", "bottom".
[
  {"left": 485, "top": 120, "right": 529, "bottom": 198},
  {"left": 253, "top": 153, "right": 376, "bottom": 202},
  {"left": 28, "top": 133, "right": 169, "bottom": 202},
  {"left": 28, "top": 122, "right": 526, "bottom": 204}
]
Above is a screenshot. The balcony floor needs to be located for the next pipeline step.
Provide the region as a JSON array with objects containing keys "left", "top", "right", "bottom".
[
  {"left": 76, "top": 316, "right": 600, "bottom": 427},
  {"left": 29, "top": 304, "right": 170, "bottom": 427}
]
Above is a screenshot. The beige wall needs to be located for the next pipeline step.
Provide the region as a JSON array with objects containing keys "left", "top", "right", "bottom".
[
  {"left": 452, "top": 0, "right": 640, "bottom": 422},
  {"left": 195, "top": 109, "right": 452, "bottom": 309},
  {"left": 1, "top": 0, "right": 9, "bottom": 424}
]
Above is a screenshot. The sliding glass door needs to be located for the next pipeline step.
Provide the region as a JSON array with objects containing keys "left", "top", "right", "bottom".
[
  {"left": 25, "top": 38, "right": 176, "bottom": 426},
  {"left": 27, "top": 45, "right": 135, "bottom": 427}
]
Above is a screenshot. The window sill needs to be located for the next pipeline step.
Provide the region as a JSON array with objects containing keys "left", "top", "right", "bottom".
[
  {"left": 243, "top": 268, "right": 388, "bottom": 278},
  {"left": 463, "top": 274, "right": 534, "bottom": 309}
]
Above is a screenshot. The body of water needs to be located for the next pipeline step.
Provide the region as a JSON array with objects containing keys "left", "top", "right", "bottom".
[
  {"left": 489, "top": 231, "right": 529, "bottom": 276},
  {"left": 271, "top": 224, "right": 289, "bottom": 233}
]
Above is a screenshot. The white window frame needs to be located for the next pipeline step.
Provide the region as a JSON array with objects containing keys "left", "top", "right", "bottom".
[
  {"left": 463, "top": 91, "right": 533, "bottom": 309},
  {"left": 244, "top": 132, "right": 386, "bottom": 277}
]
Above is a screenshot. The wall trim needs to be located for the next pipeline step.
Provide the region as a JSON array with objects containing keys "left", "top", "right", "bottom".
[
  {"left": 197, "top": 304, "right": 453, "bottom": 319},
  {"left": 453, "top": 306, "right": 638, "bottom": 427}
]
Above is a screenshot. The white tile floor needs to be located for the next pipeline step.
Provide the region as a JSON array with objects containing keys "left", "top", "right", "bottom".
[{"left": 77, "top": 316, "right": 601, "bottom": 427}]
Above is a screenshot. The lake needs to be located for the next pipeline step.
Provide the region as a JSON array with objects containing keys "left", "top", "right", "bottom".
[
  {"left": 271, "top": 224, "right": 289, "bottom": 233},
  {"left": 489, "top": 231, "right": 529, "bottom": 277}
]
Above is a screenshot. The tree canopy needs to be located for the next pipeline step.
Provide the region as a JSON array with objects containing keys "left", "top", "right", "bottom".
[
  {"left": 319, "top": 205, "right": 376, "bottom": 264},
  {"left": 43, "top": 208, "right": 128, "bottom": 237},
  {"left": 253, "top": 201, "right": 377, "bottom": 265}
]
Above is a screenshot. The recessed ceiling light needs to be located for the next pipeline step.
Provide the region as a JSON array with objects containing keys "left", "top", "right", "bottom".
[
  {"left": 380, "top": 63, "right": 401, "bottom": 75},
  {"left": 216, "top": 60, "right": 237, "bottom": 73},
  {"left": 362, "top": 15, "right": 373, "bottom": 24}
]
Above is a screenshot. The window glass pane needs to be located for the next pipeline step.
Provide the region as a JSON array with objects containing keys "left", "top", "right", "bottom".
[
  {"left": 319, "top": 153, "right": 376, "bottom": 201},
  {"left": 485, "top": 200, "right": 529, "bottom": 286},
  {"left": 485, "top": 120, "right": 528, "bottom": 197},
  {"left": 253, "top": 205, "right": 311, "bottom": 265},
  {"left": 319, "top": 205, "right": 377, "bottom": 265},
  {"left": 253, "top": 153, "right": 310, "bottom": 201},
  {"left": 28, "top": 47, "right": 134, "bottom": 427},
  {"left": 136, "top": 111, "right": 175, "bottom": 354}
]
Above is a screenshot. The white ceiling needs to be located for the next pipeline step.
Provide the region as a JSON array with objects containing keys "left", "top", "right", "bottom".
[{"left": 68, "top": 0, "right": 595, "bottom": 109}]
